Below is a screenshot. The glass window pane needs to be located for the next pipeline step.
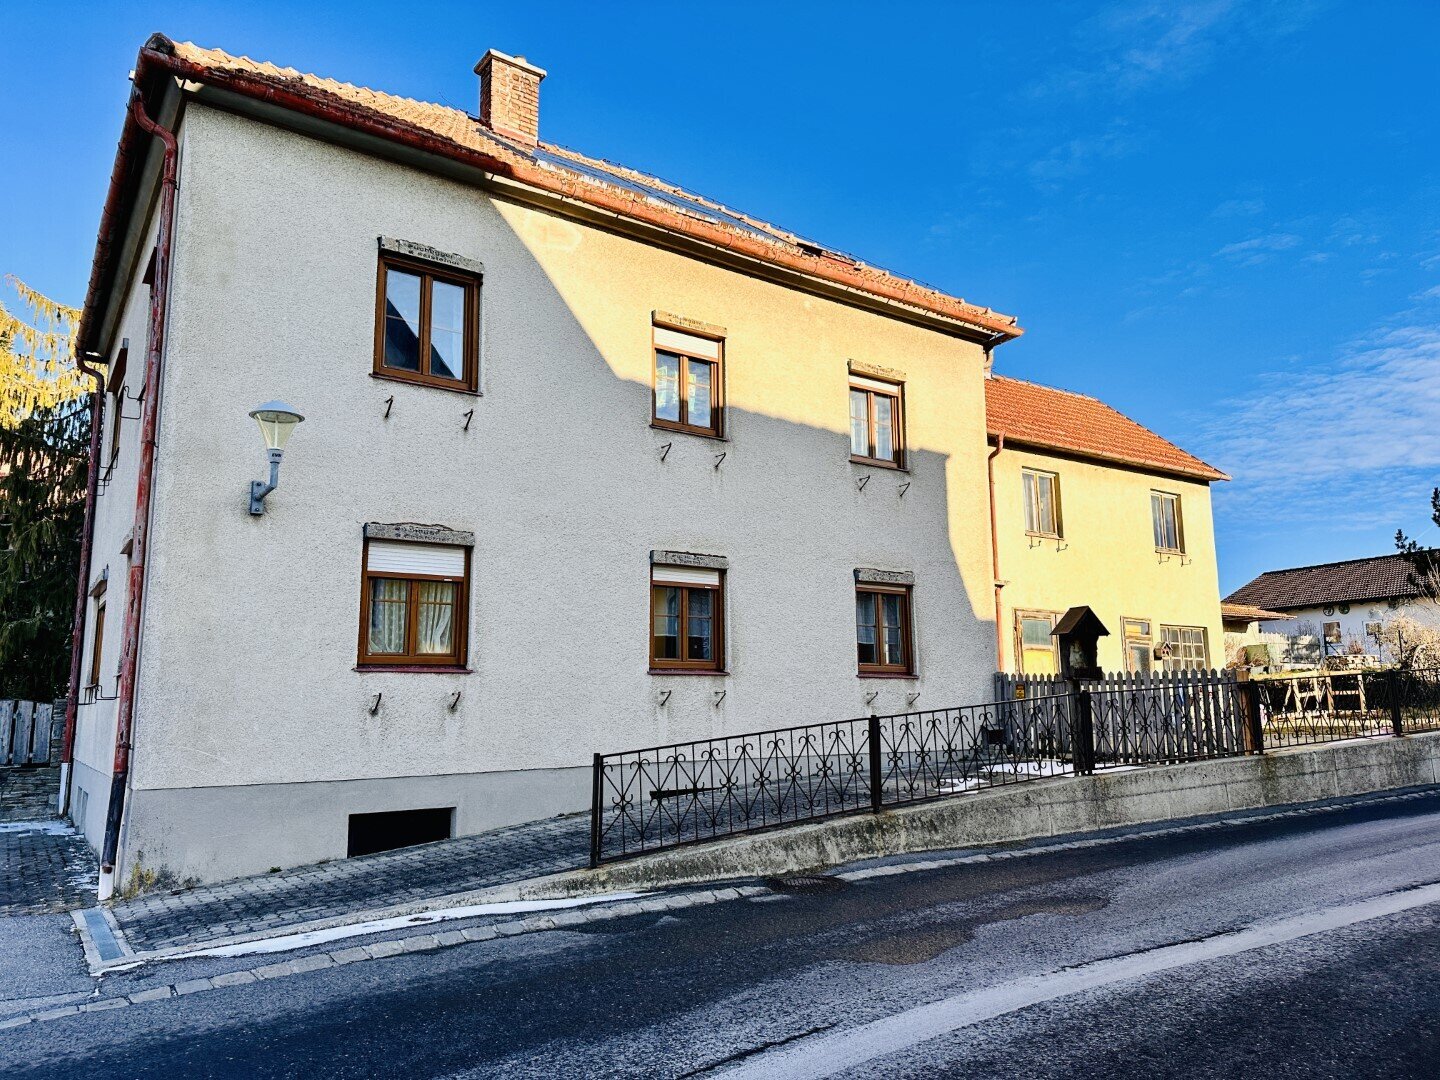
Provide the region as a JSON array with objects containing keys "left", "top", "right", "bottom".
[
  {"left": 383, "top": 270, "right": 422, "bottom": 372},
  {"left": 1023, "top": 472, "right": 1037, "bottom": 533},
  {"left": 850, "top": 390, "right": 869, "bottom": 456},
  {"left": 874, "top": 395, "right": 894, "bottom": 461},
  {"left": 655, "top": 352, "right": 681, "bottom": 423},
  {"left": 1037, "top": 476, "right": 1054, "bottom": 534},
  {"left": 652, "top": 586, "right": 680, "bottom": 659},
  {"left": 856, "top": 592, "right": 877, "bottom": 665},
  {"left": 686, "top": 361, "right": 713, "bottom": 428},
  {"left": 1021, "top": 618, "right": 1052, "bottom": 647},
  {"left": 415, "top": 581, "right": 456, "bottom": 655},
  {"left": 686, "top": 589, "right": 714, "bottom": 661},
  {"left": 368, "top": 578, "right": 408, "bottom": 654},
  {"left": 428, "top": 281, "right": 466, "bottom": 381}
]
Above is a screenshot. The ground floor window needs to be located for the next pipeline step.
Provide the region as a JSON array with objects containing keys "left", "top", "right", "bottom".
[
  {"left": 856, "top": 584, "right": 913, "bottom": 675},
  {"left": 1160, "top": 624, "right": 1209, "bottom": 671},
  {"left": 650, "top": 563, "right": 724, "bottom": 671},
  {"left": 1015, "top": 611, "right": 1059, "bottom": 675},
  {"left": 359, "top": 538, "right": 470, "bottom": 667},
  {"left": 1123, "top": 617, "right": 1153, "bottom": 674}
]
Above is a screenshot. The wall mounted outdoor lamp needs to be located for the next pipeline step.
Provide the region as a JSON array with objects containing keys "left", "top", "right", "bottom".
[{"left": 247, "top": 401, "right": 304, "bottom": 515}]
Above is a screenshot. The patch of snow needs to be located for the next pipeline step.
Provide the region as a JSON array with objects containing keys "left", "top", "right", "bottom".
[{"left": 0, "top": 820, "right": 76, "bottom": 836}]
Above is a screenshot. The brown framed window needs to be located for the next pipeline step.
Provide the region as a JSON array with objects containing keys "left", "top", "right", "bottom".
[
  {"left": 652, "top": 324, "right": 723, "bottom": 437},
  {"left": 1015, "top": 610, "right": 1060, "bottom": 675},
  {"left": 1160, "top": 625, "right": 1209, "bottom": 672},
  {"left": 1022, "top": 469, "right": 1062, "bottom": 537},
  {"left": 107, "top": 343, "right": 128, "bottom": 467},
  {"left": 1151, "top": 490, "right": 1184, "bottom": 553},
  {"left": 358, "top": 540, "right": 470, "bottom": 667},
  {"left": 856, "top": 584, "right": 913, "bottom": 675},
  {"left": 650, "top": 565, "right": 724, "bottom": 671},
  {"left": 88, "top": 596, "right": 106, "bottom": 688},
  {"left": 849, "top": 375, "right": 904, "bottom": 468},
  {"left": 1123, "top": 617, "right": 1153, "bottom": 674},
  {"left": 374, "top": 255, "right": 480, "bottom": 392}
]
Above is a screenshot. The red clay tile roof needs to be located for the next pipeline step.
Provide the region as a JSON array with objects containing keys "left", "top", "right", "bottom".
[
  {"left": 1224, "top": 552, "right": 1439, "bottom": 610},
  {"left": 985, "top": 375, "right": 1228, "bottom": 481},
  {"left": 140, "top": 37, "right": 1019, "bottom": 342},
  {"left": 1220, "top": 602, "right": 1294, "bottom": 623}
]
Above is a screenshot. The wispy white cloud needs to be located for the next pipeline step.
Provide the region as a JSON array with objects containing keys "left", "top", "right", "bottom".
[
  {"left": 1214, "top": 232, "right": 1302, "bottom": 264},
  {"left": 1213, "top": 198, "right": 1266, "bottom": 217},
  {"left": 1198, "top": 320, "right": 1440, "bottom": 535},
  {"left": 1028, "top": 1, "right": 1321, "bottom": 101}
]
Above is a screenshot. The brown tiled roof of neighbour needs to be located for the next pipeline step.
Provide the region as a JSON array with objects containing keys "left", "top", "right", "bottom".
[
  {"left": 1220, "top": 602, "right": 1294, "bottom": 623},
  {"left": 984, "top": 375, "right": 1228, "bottom": 481},
  {"left": 1224, "top": 552, "right": 1440, "bottom": 610},
  {"left": 103, "top": 36, "right": 1019, "bottom": 344}
]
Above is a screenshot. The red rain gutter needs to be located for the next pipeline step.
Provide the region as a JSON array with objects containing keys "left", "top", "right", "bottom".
[
  {"left": 76, "top": 38, "right": 1020, "bottom": 351},
  {"left": 58, "top": 355, "right": 107, "bottom": 813},
  {"left": 987, "top": 428, "right": 1006, "bottom": 673},
  {"left": 98, "top": 91, "right": 177, "bottom": 897}
]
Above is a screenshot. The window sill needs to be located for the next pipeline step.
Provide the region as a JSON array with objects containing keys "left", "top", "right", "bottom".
[
  {"left": 354, "top": 664, "right": 473, "bottom": 674},
  {"left": 369, "top": 371, "right": 481, "bottom": 397},
  {"left": 648, "top": 668, "right": 730, "bottom": 676},
  {"left": 1155, "top": 548, "right": 1187, "bottom": 557},
  {"left": 1025, "top": 531, "right": 1064, "bottom": 541},
  {"left": 650, "top": 421, "right": 726, "bottom": 442},
  {"left": 858, "top": 671, "right": 918, "bottom": 680},
  {"left": 850, "top": 456, "right": 908, "bottom": 473}
]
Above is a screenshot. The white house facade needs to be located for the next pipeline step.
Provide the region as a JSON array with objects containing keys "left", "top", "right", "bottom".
[{"left": 66, "top": 37, "right": 1027, "bottom": 890}]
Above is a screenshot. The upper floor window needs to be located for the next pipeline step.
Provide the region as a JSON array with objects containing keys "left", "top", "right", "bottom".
[
  {"left": 1151, "top": 491, "right": 1184, "bottom": 553},
  {"left": 358, "top": 537, "right": 470, "bottom": 668},
  {"left": 849, "top": 375, "right": 904, "bottom": 468},
  {"left": 650, "top": 560, "right": 724, "bottom": 672},
  {"left": 374, "top": 255, "right": 480, "bottom": 392},
  {"left": 653, "top": 324, "right": 724, "bottom": 437},
  {"left": 1023, "top": 469, "right": 1062, "bottom": 537},
  {"left": 856, "top": 580, "right": 913, "bottom": 675},
  {"left": 1160, "top": 624, "right": 1208, "bottom": 672}
]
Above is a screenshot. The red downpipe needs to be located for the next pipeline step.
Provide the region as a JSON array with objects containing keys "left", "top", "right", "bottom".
[
  {"left": 987, "top": 430, "right": 1006, "bottom": 673},
  {"left": 58, "top": 352, "right": 107, "bottom": 811},
  {"left": 100, "top": 91, "right": 178, "bottom": 884}
]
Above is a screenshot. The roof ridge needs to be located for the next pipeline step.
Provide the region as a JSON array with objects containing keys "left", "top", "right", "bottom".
[
  {"left": 988, "top": 373, "right": 1100, "bottom": 403},
  {"left": 1253, "top": 550, "right": 1438, "bottom": 577}
]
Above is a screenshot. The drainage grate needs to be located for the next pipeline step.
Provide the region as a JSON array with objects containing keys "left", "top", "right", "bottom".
[{"left": 764, "top": 874, "right": 849, "bottom": 894}]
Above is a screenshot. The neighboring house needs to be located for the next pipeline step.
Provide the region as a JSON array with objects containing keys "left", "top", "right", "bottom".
[
  {"left": 66, "top": 37, "right": 1025, "bottom": 890},
  {"left": 66, "top": 35, "right": 1234, "bottom": 890},
  {"left": 986, "top": 376, "right": 1229, "bottom": 676},
  {"left": 1220, "top": 601, "right": 1293, "bottom": 668},
  {"left": 1225, "top": 553, "right": 1440, "bottom": 664}
]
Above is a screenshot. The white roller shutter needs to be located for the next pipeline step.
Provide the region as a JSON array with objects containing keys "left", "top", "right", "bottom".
[
  {"left": 654, "top": 326, "right": 721, "bottom": 360},
  {"left": 367, "top": 540, "right": 466, "bottom": 577},
  {"left": 850, "top": 373, "right": 900, "bottom": 393},
  {"left": 652, "top": 565, "right": 721, "bottom": 587}
]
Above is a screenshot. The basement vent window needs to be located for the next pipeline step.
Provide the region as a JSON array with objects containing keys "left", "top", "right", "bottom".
[{"left": 347, "top": 807, "right": 455, "bottom": 858}]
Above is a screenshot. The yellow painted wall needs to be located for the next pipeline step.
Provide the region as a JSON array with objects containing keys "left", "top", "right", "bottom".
[{"left": 992, "top": 442, "right": 1224, "bottom": 674}]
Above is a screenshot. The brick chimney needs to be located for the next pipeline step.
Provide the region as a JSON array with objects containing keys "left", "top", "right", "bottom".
[{"left": 475, "top": 50, "right": 546, "bottom": 147}]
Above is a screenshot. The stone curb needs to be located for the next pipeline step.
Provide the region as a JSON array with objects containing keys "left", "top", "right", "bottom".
[{"left": 0, "top": 883, "right": 768, "bottom": 1032}]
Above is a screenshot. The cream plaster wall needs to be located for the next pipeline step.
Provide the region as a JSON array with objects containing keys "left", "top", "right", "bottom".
[
  {"left": 992, "top": 443, "right": 1224, "bottom": 674},
  {"left": 109, "top": 99, "right": 999, "bottom": 867}
]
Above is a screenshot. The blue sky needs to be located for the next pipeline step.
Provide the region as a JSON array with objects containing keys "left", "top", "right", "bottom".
[{"left": 5, "top": 1, "right": 1439, "bottom": 592}]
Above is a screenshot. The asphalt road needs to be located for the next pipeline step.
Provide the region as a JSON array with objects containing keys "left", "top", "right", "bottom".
[{"left": 6, "top": 791, "right": 1440, "bottom": 1079}]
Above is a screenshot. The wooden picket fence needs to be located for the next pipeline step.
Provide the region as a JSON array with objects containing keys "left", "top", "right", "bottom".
[{"left": 1, "top": 700, "right": 62, "bottom": 767}]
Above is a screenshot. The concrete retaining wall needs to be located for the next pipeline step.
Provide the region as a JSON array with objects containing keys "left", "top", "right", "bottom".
[{"left": 564, "top": 732, "right": 1440, "bottom": 896}]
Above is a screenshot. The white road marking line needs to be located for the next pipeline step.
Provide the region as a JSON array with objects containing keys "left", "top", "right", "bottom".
[{"left": 717, "top": 880, "right": 1440, "bottom": 1078}]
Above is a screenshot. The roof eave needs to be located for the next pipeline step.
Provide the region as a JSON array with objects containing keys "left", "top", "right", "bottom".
[{"left": 988, "top": 431, "right": 1229, "bottom": 483}]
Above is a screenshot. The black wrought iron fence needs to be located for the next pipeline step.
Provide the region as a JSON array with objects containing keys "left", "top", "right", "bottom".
[{"left": 590, "top": 667, "right": 1440, "bottom": 866}]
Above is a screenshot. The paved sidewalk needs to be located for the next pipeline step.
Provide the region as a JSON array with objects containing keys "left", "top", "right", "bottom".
[
  {"left": 0, "top": 821, "right": 98, "bottom": 916},
  {"left": 109, "top": 813, "right": 591, "bottom": 953}
]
